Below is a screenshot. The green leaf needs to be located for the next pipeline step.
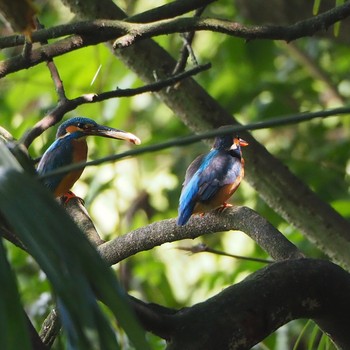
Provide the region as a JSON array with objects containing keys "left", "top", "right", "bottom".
[
  {"left": 0, "top": 142, "right": 149, "bottom": 350},
  {"left": 313, "top": 0, "right": 321, "bottom": 15},
  {"left": 0, "top": 238, "right": 32, "bottom": 350}
]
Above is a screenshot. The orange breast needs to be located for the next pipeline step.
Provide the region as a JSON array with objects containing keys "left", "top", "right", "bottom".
[
  {"left": 54, "top": 140, "right": 88, "bottom": 197},
  {"left": 193, "top": 167, "right": 244, "bottom": 214}
]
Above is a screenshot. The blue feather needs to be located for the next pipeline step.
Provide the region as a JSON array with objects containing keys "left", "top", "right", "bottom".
[
  {"left": 177, "top": 171, "right": 201, "bottom": 225},
  {"left": 177, "top": 151, "right": 217, "bottom": 225},
  {"left": 37, "top": 135, "right": 75, "bottom": 192}
]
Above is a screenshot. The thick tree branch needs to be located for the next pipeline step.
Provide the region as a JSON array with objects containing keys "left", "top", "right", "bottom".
[
  {"left": 38, "top": 200, "right": 297, "bottom": 346},
  {"left": 129, "top": 259, "right": 350, "bottom": 349},
  {"left": 0, "top": 0, "right": 215, "bottom": 49},
  {"left": 98, "top": 206, "right": 303, "bottom": 266},
  {"left": 114, "top": 3, "right": 350, "bottom": 47},
  {"left": 2, "top": 2, "right": 350, "bottom": 50}
]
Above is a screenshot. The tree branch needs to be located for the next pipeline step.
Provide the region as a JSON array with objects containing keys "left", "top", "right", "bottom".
[
  {"left": 1, "top": 3, "right": 350, "bottom": 77},
  {"left": 177, "top": 243, "right": 274, "bottom": 264},
  {"left": 21, "top": 63, "right": 210, "bottom": 148},
  {"left": 129, "top": 259, "right": 350, "bottom": 349},
  {"left": 171, "top": 6, "right": 206, "bottom": 76},
  {"left": 98, "top": 206, "right": 303, "bottom": 266},
  {"left": 125, "top": 0, "right": 216, "bottom": 24},
  {"left": 114, "top": 2, "right": 350, "bottom": 47}
]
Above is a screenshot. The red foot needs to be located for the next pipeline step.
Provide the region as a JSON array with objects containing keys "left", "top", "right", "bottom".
[{"left": 61, "top": 190, "right": 78, "bottom": 204}]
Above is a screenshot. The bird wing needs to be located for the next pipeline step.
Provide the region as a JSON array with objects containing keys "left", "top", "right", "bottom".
[
  {"left": 37, "top": 138, "right": 74, "bottom": 192},
  {"left": 196, "top": 151, "right": 241, "bottom": 201},
  {"left": 182, "top": 154, "right": 206, "bottom": 187}
]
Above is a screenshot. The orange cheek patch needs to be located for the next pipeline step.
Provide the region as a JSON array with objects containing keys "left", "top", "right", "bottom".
[{"left": 66, "top": 125, "right": 79, "bottom": 133}]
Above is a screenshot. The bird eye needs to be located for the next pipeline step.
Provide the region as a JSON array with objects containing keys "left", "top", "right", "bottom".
[{"left": 76, "top": 123, "right": 91, "bottom": 130}]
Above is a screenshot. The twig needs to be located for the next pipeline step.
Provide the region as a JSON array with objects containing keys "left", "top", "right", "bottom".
[
  {"left": 36, "top": 19, "right": 68, "bottom": 125},
  {"left": 177, "top": 243, "right": 274, "bottom": 264},
  {"left": 172, "top": 7, "right": 206, "bottom": 75},
  {"left": 20, "top": 63, "right": 211, "bottom": 148},
  {"left": 39, "top": 105, "right": 350, "bottom": 180}
]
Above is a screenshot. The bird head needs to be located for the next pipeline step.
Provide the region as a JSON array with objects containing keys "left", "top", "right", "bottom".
[
  {"left": 233, "top": 137, "right": 249, "bottom": 149},
  {"left": 212, "top": 125, "right": 249, "bottom": 151},
  {"left": 56, "top": 117, "right": 141, "bottom": 144}
]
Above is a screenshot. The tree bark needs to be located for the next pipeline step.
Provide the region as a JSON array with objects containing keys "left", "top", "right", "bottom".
[{"left": 130, "top": 259, "right": 350, "bottom": 350}]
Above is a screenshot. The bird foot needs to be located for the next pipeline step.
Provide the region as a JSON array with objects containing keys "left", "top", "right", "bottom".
[
  {"left": 216, "top": 203, "right": 232, "bottom": 213},
  {"left": 60, "top": 191, "right": 84, "bottom": 205}
]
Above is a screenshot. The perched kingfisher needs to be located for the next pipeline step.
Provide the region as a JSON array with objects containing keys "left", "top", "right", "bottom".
[
  {"left": 37, "top": 117, "right": 141, "bottom": 197},
  {"left": 177, "top": 132, "right": 248, "bottom": 226}
]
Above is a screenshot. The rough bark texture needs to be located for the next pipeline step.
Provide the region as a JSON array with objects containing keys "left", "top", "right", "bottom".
[{"left": 130, "top": 259, "right": 350, "bottom": 350}]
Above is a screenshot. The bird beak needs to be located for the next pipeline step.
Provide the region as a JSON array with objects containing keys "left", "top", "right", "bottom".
[
  {"left": 233, "top": 137, "right": 249, "bottom": 147},
  {"left": 86, "top": 125, "right": 141, "bottom": 145},
  {"left": 238, "top": 138, "right": 249, "bottom": 147}
]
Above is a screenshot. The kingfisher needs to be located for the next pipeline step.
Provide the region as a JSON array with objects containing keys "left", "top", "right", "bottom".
[
  {"left": 37, "top": 117, "right": 141, "bottom": 198},
  {"left": 177, "top": 132, "right": 248, "bottom": 226}
]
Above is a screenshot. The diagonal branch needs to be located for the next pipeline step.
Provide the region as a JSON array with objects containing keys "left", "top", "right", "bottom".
[{"left": 21, "top": 63, "right": 211, "bottom": 148}]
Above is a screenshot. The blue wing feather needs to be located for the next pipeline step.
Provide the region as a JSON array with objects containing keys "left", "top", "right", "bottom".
[
  {"left": 37, "top": 137, "right": 74, "bottom": 192},
  {"left": 197, "top": 151, "right": 241, "bottom": 201},
  {"left": 177, "top": 154, "right": 205, "bottom": 225}
]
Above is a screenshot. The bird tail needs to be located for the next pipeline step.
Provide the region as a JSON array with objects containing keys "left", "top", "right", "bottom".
[{"left": 177, "top": 201, "right": 195, "bottom": 226}]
